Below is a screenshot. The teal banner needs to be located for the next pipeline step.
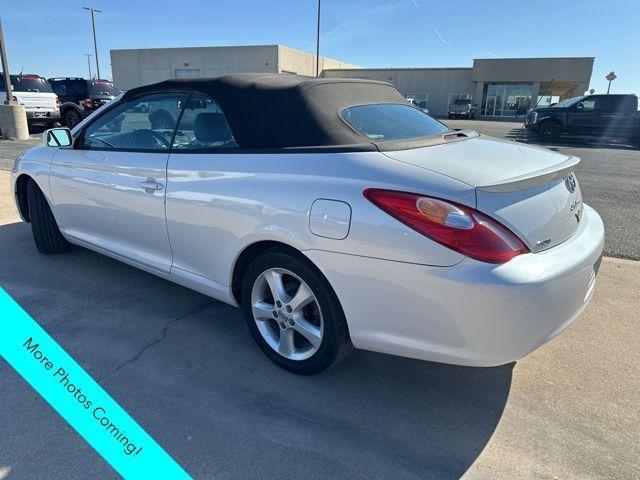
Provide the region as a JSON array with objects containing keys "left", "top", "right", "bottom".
[{"left": 0, "top": 287, "right": 191, "bottom": 479}]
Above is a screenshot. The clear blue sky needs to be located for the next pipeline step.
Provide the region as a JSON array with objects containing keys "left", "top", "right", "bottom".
[{"left": 1, "top": 0, "right": 638, "bottom": 94}]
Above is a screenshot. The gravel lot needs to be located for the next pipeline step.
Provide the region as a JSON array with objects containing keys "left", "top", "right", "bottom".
[{"left": 1, "top": 119, "right": 638, "bottom": 260}]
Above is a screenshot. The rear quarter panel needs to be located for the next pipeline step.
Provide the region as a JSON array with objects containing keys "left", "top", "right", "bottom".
[{"left": 165, "top": 150, "right": 474, "bottom": 287}]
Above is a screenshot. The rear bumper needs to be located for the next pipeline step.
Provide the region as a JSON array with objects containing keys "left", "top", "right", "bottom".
[
  {"left": 305, "top": 204, "right": 604, "bottom": 367},
  {"left": 25, "top": 110, "right": 61, "bottom": 123}
]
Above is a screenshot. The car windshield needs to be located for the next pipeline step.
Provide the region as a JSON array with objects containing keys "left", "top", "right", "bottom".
[
  {"left": 0, "top": 75, "right": 53, "bottom": 93},
  {"left": 553, "top": 96, "right": 585, "bottom": 108},
  {"left": 88, "top": 81, "right": 118, "bottom": 96},
  {"left": 341, "top": 103, "right": 448, "bottom": 142},
  {"left": 454, "top": 99, "right": 472, "bottom": 105}
]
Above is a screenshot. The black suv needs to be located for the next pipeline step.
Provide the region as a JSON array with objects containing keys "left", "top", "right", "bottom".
[
  {"left": 525, "top": 93, "right": 640, "bottom": 144},
  {"left": 48, "top": 78, "right": 119, "bottom": 128}
]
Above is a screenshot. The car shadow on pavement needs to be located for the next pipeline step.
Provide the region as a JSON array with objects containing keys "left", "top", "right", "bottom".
[
  {"left": 504, "top": 127, "right": 639, "bottom": 150},
  {"left": 0, "top": 221, "right": 512, "bottom": 480}
]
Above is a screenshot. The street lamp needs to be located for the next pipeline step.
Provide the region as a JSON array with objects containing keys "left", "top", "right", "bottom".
[
  {"left": 83, "top": 53, "right": 93, "bottom": 79},
  {"left": 316, "top": 0, "right": 321, "bottom": 77},
  {"left": 83, "top": 7, "right": 101, "bottom": 79}
]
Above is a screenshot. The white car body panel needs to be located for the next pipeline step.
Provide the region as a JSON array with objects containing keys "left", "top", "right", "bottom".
[
  {"left": 49, "top": 148, "right": 172, "bottom": 273},
  {"left": 306, "top": 204, "right": 603, "bottom": 366},
  {"left": 11, "top": 121, "right": 605, "bottom": 366}
]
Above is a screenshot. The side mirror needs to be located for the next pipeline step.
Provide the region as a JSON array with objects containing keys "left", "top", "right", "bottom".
[
  {"left": 575, "top": 102, "right": 584, "bottom": 111},
  {"left": 44, "top": 128, "right": 73, "bottom": 147}
]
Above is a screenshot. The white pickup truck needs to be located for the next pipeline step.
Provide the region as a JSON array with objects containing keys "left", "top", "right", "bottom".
[{"left": 0, "top": 74, "right": 60, "bottom": 128}]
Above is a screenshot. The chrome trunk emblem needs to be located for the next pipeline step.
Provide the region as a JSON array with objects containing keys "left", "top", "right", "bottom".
[{"left": 565, "top": 173, "right": 577, "bottom": 193}]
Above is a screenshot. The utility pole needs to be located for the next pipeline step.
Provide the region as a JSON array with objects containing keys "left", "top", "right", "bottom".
[
  {"left": 0, "top": 18, "right": 16, "bottom": 105},
  {"left": 315, "top": 0, "right": 321, "bottom": 77},
  {"left": 83, "top": 7, "right": 101, "bottom": 79},
  {"left": 84, "top": 53, "right": 93, "bottom": 79}
]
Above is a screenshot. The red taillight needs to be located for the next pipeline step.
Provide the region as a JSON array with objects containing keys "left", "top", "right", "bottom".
[{"left": 364, "top": 188, "right": 529, "bottom": 263}]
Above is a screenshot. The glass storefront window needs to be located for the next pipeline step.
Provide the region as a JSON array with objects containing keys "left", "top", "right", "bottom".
[{"left": 482, "top": 83, "right": 533, "bottom": 117}]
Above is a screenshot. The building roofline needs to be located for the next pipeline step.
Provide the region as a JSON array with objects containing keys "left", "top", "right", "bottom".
[
  {"left": 473, "top": 56, "right": 595, "bottom": 61},
  {"left": 110, "top": 44, "right": 280, "bottom": 53},
  {"left": 323, "top": 67, "right": 473, "bottom": 72}
]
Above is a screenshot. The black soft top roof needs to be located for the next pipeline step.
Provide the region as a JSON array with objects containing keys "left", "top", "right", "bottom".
[{"left": 123, "top": 73, "right": 409, "bottom": 149}]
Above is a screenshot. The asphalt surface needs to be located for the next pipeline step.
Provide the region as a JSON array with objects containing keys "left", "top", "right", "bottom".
[
  {"left": 1, "top": 120, "right": 638, "bottom": 260},
  {"left": 0, "top": 169, "right": 638, "bottom": 478}
]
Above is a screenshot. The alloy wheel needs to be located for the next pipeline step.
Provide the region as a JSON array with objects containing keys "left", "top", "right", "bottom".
[{"left": 250, "top": 267, "right": 324, "bottom": 361}]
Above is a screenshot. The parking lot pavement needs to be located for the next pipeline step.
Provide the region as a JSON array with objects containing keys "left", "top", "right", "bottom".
[
  {"left": 0, "top": 170, "right": 639, "bottom": 479},
  {"left": 0, "top": 134, "right": 40, "bottom": 170},
  {"left": 445, "top": 119, "right": 640, "bottom": 261}
]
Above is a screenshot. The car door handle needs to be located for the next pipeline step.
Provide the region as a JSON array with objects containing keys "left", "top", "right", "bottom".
[{"left": 139, "top": 180, "right": 164, "bottom": 192}]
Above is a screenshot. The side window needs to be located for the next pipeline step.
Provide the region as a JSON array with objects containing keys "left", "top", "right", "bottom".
[
  {"left": 578, "top": 97, "right": 597, "bottom": 111},
  {"left": 81, "top": 93, "right": 187, "bottom": 151},
  {"left": 172, "top": 94, "right": 237, "bottom": 150},
  {"left": 51, "top": 83, "right": 67, "bottom": 96},
  {"left": 70, "top": 80, "right": 87, "bottom": 96}
]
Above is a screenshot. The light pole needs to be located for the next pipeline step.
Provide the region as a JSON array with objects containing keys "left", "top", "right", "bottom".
[
  {"left": 84, "top": 53, "right": 93, "bottom": 79},
  {"left": 83, "top": 7, "right": 101, "bottom": 79},
  {"left": 0, "top": 18, "right": 16, "bottom": 105},
  {"left": 315, "top": 0, "right": 321, "bottom": 77}
]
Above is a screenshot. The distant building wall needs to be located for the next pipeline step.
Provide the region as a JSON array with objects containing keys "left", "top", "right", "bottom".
[
  {"left": 322, "top": 67, "right": 474, "bottom": 116},
  {"left": 111, "top": 45, "right": 279, "bottom": 90},
  {"left": 111, "top": 45, "right": 360, "bottom": 90},
  {"left": 324, "top": 57, "right": 594, "bottom": 117},
  {"left": 277, "top": 45, "right": 359, "bottom": 76}
]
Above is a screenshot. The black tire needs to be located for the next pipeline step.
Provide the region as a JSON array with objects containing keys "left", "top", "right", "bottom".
[
  {"left": 27, "top": 180, "right": 70, "bottom": 254},
  {"left": 241, "top": 249, "right": 352, "bottom": 375},
  {"left": 537, "top": 121, "right": 561, "bottom": 142},
  {"left": 64, "top": 109, "right": 82, "bottom": 128}
]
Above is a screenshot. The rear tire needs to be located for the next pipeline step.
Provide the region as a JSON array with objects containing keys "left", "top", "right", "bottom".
[
  {"left": 241, "top": 249, "right": 352, "bottom": 375},
  {"left": 27, "top": 180, "right": 70, "bottom": 254},
  {"left": 64, "top": 109, "right": 82, "bottom": 129}
]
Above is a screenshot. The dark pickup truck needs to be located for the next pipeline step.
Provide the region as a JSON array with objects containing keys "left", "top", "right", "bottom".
[{"left": 525, "top": 93, "right": 640, "bottom": 144}]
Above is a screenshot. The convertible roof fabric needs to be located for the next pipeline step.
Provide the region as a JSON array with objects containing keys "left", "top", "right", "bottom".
[{"left": 123, "top": 74, "right": 408, "bottom": 149}]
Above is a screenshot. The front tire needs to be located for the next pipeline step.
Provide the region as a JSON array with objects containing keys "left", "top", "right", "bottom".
[
  {"left": 537, "top": 121, "right": 561, "bottom": 142},
  {"left": 27, "top": 180, "right": 70, "bottom": 254},
  {"left": 241, "top": 249, "right": 352, "bottom": 375}
]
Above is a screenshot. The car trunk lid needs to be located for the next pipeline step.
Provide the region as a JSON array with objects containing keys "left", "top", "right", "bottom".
[{"left": 383, "top": 136, "right": 583, "bottom": 253}]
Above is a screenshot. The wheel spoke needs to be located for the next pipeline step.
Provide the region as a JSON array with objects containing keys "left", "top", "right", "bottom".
[
  {"left": 293, "top": 316, "right": 322, "bottom": 349},
  {"left": 264, "top": 270, "right": 287, "bottom": 303},
  {"left": 252, "top": 300, "right": 274, "bottom": 321},
  {"left": 278, "top": 328, "right": 295, "bottom": 357},
  {"left": 289, "top": 282, "right": 314, "bottom": 314}
]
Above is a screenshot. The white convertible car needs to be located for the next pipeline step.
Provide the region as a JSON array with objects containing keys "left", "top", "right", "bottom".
[{"left": 11, "top": 74, "right": 604, "bottom": 374}]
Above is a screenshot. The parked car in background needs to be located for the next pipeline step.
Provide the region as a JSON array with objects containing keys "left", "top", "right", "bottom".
[
  {"left": 48, "top": 78, "right": 118, "bottom": 128},
  {"left": 0, "top": 74, "right": 60, "bottom": 128},
  {"left": 448, "top": 99, "right": 476, "bottom": 119},
  {"left": 12, "top": 74, "right": 604, "bottom": 375},
  {"left": 525, "top": 93, "right": 640, "bottom": 144}
]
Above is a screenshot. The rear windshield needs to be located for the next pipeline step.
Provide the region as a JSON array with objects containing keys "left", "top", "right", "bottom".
[
  {"left": 88, "top": 81, "right": 118, "bottom": 96},
  {"left": 0, "top": 75, "right": 53, "bottom": 93},
  {"left": 341, "top": 103, "right": 448, "bottom": 142}
]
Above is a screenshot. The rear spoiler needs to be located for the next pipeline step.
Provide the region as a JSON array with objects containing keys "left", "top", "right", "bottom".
[{"left": 477, "top": 156, "right": 580, "bottom": 193}]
